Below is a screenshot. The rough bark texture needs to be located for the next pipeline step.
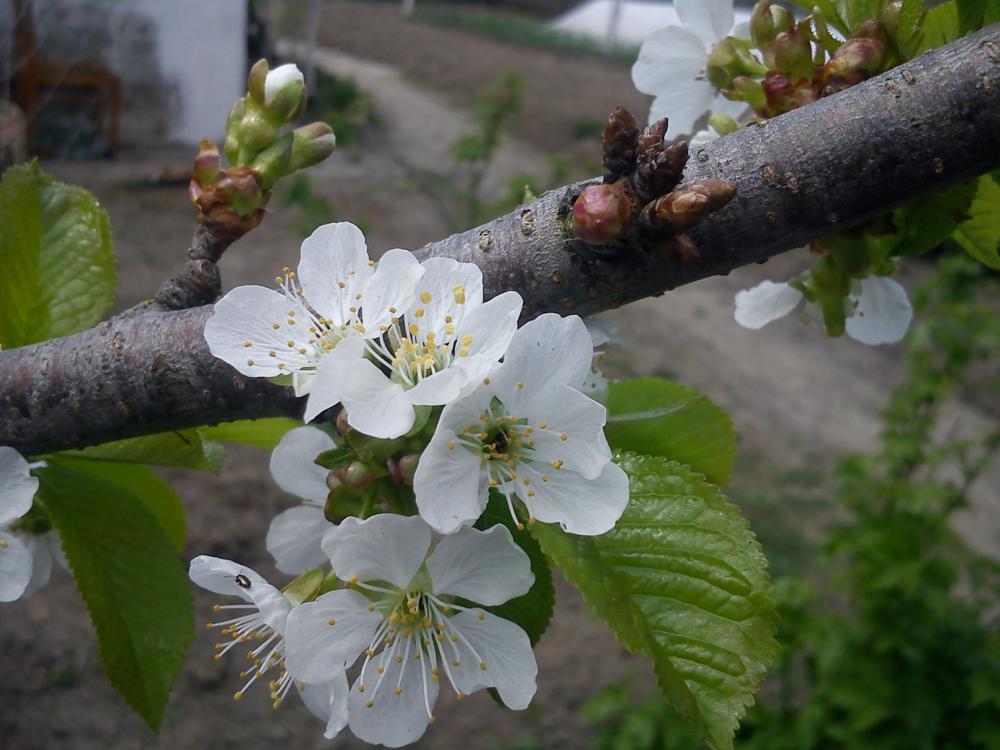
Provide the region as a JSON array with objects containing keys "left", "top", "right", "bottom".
[{"left": 3, "top": 25, "right": 999, "bottom": 456}]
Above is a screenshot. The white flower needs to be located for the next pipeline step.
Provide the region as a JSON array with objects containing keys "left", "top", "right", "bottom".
[
  {"left": 267, "top": 426, "right": 338, "bottom": 575},
  {"left": 413, "top": 314, "right": 629, "bottom": 536},
  {"left": 631, "top": 0, "right": 749, "bottom": 139},
  {"left": 284, "top": 514, "right": 537, "bottom": 748},
  {"left": 189, "top": 555, "right": 349, "bottom": 737},
  {"left": 734, "top": 276, "right": 914, "bottom": 345},
  {"left": 308, "top": 257, "right": 523, "bottom": 439},
  {"left": 264, "top": 63, "right": 304, "bottom": 106},
  {"left": 0, "top": 447, "right": 63, "bottom": 603},
  {"left": 204, "top": 222, "right": 424, "bottom": 431}
]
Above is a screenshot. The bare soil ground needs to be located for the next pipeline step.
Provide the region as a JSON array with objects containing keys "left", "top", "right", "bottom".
[{"left": 3, "top": 4, "right": 997, "bottom": 749}]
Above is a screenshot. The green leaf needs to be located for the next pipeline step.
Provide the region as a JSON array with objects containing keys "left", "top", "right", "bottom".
[
  {"left": 37, "top": 461, "right": 193, "bottom": 731},
  {"left": 0, "top": 162, "right": 116, "bottom": 348},
  {"left": 532, "top": 454, "right": 777, "bottom": 750},
  {"left": 790, "top": 0, "right": 850, "bottom": 35},
  {"left": 916, "top": 1, "right": 959, "bottom": 53},
  {"left": 64, "top": 429, "right": 225, "bottom": 474},
  {"left": 474, "top": 491, "right": 555, "bottom": 647},
  {"left": 604, "top": 379, "right": 736, "bottom": 486},
  {"left": 892, "top": 184, "right": 975, "bottom": 259},
  {"left": 52, "top": 456, "right": 186, "bottom": 551},
  {"left": 198, "top": 417, "right": 301, "bottom": 449},
  {"left": 893, "top": 0, "right": 928, "bottom": 59},
  {"left": 956, "top": 0, "right": 1000, "bottom": 33},
  {"left": 953, "top": 174, "right": 1000, "bottom": 269},
  {"left": 315, "top": 446, "right": 358, "bottom": 471}
]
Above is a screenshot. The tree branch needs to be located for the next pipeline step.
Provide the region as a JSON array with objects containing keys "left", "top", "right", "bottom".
[{"left": 3, "top": 25, "right": 999, "bottom": 456}]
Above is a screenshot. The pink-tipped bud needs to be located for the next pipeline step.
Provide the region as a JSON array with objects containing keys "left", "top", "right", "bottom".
[
  {"left": 823, "top": 37, "right": 886, "bottom": 94},
  {"left": 336, "top": 460, "right": 376, "bottom": 491},
  {"left": 396, "top": 454, "right": 419, "bottom": 486},
  {"left": 573, "top": 181, "right": 632, "bottom": 245},
  {"left": 773, "top": 26, "right": 814, "bottom": 78},
  {"left": 191, "top": 139, "right": 220, "bottom": 188}
]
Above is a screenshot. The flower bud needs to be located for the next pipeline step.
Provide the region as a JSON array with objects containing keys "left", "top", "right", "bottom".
[
  {"left": 231, "top": 105, "right": 280, "bottom": 164},
  {"left": 708, "top": 113, "right": 739, "bottom": 137},
  {"left": 823, "top": 37, "right": 886, "bottom": 93},
  {"left": 336, "top": 460, "right": 377, "bottom": 491},
  {"left": 288, "top": 122, "right": 336, "bottom": 173},
  {"left": 191, "top": 139, "right": 220, "bottom": 188},
  {"left": 602, "top": 106, "right": 639, "bottom": 183},
  {"left": 336, "top": 408, "right": 351, "bottom": 438},
  {"left": 731, "top": 76, "right": 767, "bottom": 112},
  {"left": 637, "top": 118, "right": 668, "bottom": 155},
  {"left": 762, "top": 72, "right": 817, "bottom": 115},
  {"left": 250, "top": 132, "right": 293, "bottom": 191},
  {"left": 773, "top": 26, "right": 814, "bottom": 79},
  {"left": 573, "top": 181, "right": 632, "bottom": 245},
  {"left": 395, "top": 454, "right": 419, "bottom": 486},
  {"left": 265, "top": 63, "right": 307, "bottom": 122}
]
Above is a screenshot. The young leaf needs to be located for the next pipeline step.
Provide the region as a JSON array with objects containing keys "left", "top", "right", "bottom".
[
  {"left": 0, "top": 162, "right": 116, "bottom": 348},
  {"left": 314, "top": 446, "right": 357, "bottom": 471},
  {"left": 892, "top": 184, "right": 974, "bottom": 258},
  {"left": 64, "top": 429, "right": 225, "bottom": 474},
  {"left": 198, "top": 417, "right": 301, "bottom": 449},
  {"left": 533, "top": 454, "right": 777, "bottom": 750},
  {"left": 36, "top": 462, "right": 193, "bottom": 731},
  {"left": 52, "top": 456, "right": 187, "bottom": 551},
  {"left": 474, "top": 491, "right": 555, "bottom": 647},
  {"left": 916, "top": 0, "right": 959, "bottom": 54},
  {"left": 604, "top": 379, "right": 736, "bottom": 486},
  {"left": 956, "top": 0, "right": 1000, "bottom": 33},
  {"left": 953, "top": 173, "right": 1000, "bottom": 269}
]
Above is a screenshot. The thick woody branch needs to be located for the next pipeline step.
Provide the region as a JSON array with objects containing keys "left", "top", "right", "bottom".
[{"left": 2, "top": 25, "right": 1000, "bottom": 456}]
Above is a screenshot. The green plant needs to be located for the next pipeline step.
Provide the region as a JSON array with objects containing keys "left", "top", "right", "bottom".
[{"left": 304, "top": 69, "right": 377, "bottom": 147}]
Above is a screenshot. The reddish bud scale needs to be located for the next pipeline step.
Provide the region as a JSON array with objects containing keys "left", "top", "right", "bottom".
[
  {"left": 601, "top": 106, "right": 639, "bottom": 183},
  {"left": 572, "top": 181, "right": 633, "bottom": 245}
]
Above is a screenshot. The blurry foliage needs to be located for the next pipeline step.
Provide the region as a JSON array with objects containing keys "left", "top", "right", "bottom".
[
  {"left": 585, "top": 253, "right": 1000, "bottom": 749},
  {"left": 413, "top": 5, "right": 640, "bottom": 64},
  {"left": 278, "top": 174, "right": 336, "bottom": 239},
  {"left": 304, "top": 69, "right": 378, "bottom": 147}
]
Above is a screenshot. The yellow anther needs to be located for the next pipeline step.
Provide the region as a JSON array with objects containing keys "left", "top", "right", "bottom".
[
  {"left": 243, "top": 340, "right": 252, "bottom": 348},
  {"left": 274, "top": 276, "right": 283, "bottom": 284},
  {"left": 523, "top": 478, "right": 530, "bottom": 485},
  {"left": 456, "top": 691, "right": 466, "bottom": 700},
  {"left": 527, "top": 490, "right": 535, "bottom": 498},
  {"left": 445, "top": 324, "right": 456, "bottom": 336},
  {"left": 541, "top": 475, "right": 550, "bottom": 482},
  {"left": 395, "top": 687, "right": 402, "bottom": 695},
  {"left": 453, "top": 285, "right": 466, "bottom": 304},
  {"left": 353, "top": 323, "right": 366, "bottom": 334},
  {"left": 298, "top": 348, "right": 307, "bottom": 355},
  {"left": 517, "top": 382, "right": 524, "bottom": 390},
  {"left": 377, "top": 667, "right": 384, "bottom": 674},
  {"left": 516, "top": 522, "right": 525, "bottom": 531},
  {"left": 389, "top": 306, "right": 397, "bottom": 314},
  {"left": 338, "top": 281, "right": 346, "bottom": 289},
  {"left": 271, "top": 322, "right": 280, "bottom": 330},
  {"left": 268, "top": 351, "right": 277, "bottom": 358},
  {"left": 414, "top": 308, "right": 425, "bottom": 318},
  {"left": 358, "top": 684, "right": 366, "bottom": 693},
  {"left": 395, "top": 655, "right": 404, "bottom": 663},
  {"left": 246, "top": 359, "right": 255, "bottom": 366},
  {"left": 233, "top": 691, "right": 244, "bottom": 701},
  {"left": 368, "top": 604, "right": 377, "bottom": 612},
  {"left": 408, "top": 323, "right": 420, "bottom": 337},
  {"left": 420, "top": 290, "right": 432, "bottom": 303},
  {"left": 459, "top": 347, "right": 470, "bottom": 357},
  {"left": 448, "top": 441, "right": 456, "bottom": 450},
  {"left": 528, "top": 516, "right": 537, "bottom": 527},
  {"left": 328, "top": 618, "right": 337, "bottom": 626},
  {"left": 366, "top": 700, "right": 374, "bottom": 708},
  {"left": 477, "top": 612, "right": 486, "bottom": 621},
  {"left": 479, "top": 661, "right": 488, "bottom": 670},
  {"left": 483, "top": 377, "right": 490, "bottom": 385},
  {"left": 539, "top": 421, "right": 548, "bottom": 429},
  {"left": 552, "top": 460, "right": 564, "bottom": 470},
  {"left": 356, "top": 292, "right": 362, "bottom": 300},
  {"left": 560, "top": 433, "right": 569, "bottom": 441}
]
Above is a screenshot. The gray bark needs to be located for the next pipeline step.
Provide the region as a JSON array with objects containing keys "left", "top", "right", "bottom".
[{"left": 3, "top": 25, "right": 1000, "bottom": 456}]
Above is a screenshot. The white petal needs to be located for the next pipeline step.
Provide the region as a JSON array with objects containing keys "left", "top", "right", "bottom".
[
  {"left": 264, "top": 63, "right": 304, "bottom": 105},
  {"left": 446, "top": 609, "right": 537, "bottom": 710},
  {"left": 845, "top": 276, "right": 913, "bottom": 345},
  {"left": 360, "top": 248, "right": 425, "bottom": 334},
  {"left": 188, "top": 556, "right": 291, "bottom": 631},
  {"left": 297, "top": 222, "right": 373, "bottom": 328},
  {"left": 414, "top": 427, "right": 489, "bottom": 534},
  {"left": 285, "top": 589, "right": 381, "bottom": 683},
  {"left": 204, "top": 285, "right": 313, "bottom": 378},
  {"left": 734, "top": 280, "right": 804, "bottom": 329},
  {"left": 584, "top": 317, "right": 620, "bottom": 349},
  {"left": 298, "top": 672, "right": 350, "bottom": 740},
  {"left": 322, "top": 515, "right": 431, "bottom": 590},
  {"left": 0, "top": 531, "right": 32, "bottom": 602},
  {"left": 411, "top": 256, "right": 484, "bottom": 340},
  {"left": 405, "top": 366, "right": 469, "bottom": 406},
  {"left": 269, "top": 426, "right": 336, "bottom": 503},
  {"left": 518, "top": 461, "right": 629, "bottom": 536},
  {"left": 632, "top": 26, "right": 709, "bottom": 97},
  {"left": 649, "top": 83, "right": 717, "bottom": 140},
  {"left": 21, "top": 533, "right": 53, "bottom": 597},
  {"left": 676, "top": 0, "right": 735, "bottom": 45},
  {"left": 266, "top": 506, "right": 331, "bottom": 575},
  {"left": 427, "top": 525, "right": 533, "bottom": 605},
  {"left": 520, "top": 383, "right": 611, "bottom": 479},
  {"left": 348, "top": 638, "right": 439, "bottom": 747},
  {"left": 0, "top": 447, "right": 37, "bottom": 526},
  {"left": 495, "top": 314, "right": 594, "bottom": 409},
  {"left": 453, "top": 290, "right": 523, "bottom": 377}
]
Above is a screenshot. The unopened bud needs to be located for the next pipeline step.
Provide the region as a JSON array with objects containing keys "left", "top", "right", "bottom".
[
  {"left": 707, "top": 38, "right": 766, "bottom": 90},
  {"left": 250, "top": 132, "right": 293, "bottom": 191},
  {"left": 288, "top": 122, "right": 336, "bottom": 173},
  {"left": 732, "top": 76, "right": 767, "bottom": 111},
  {"left": 823, "top": 37, "right": 886, "bottom": 93},
  {"left": 265, "top": 63, "right": 307, "bottom": 122},
  {"left": 573, "top": 181, "right": 632, "bottom": 245},
  {"left": 762, "top": 72, "right": 816, "bottom": 114},
  {"left": 653, "top": 190, "right": 711, "bottom": 231},
  {"left": 708, "top": 114, "right": 739, "bottom": 137},
  {"left": 191, "top": 139, "right": 220, "bottom": 188},
  {"left": 396, "top": 454, "right": 420, "bottom": 486},
  {"left": 602, "top": 106, "right": 639, "bottom": 183},
  {"left": 853, "top": 19, "right": 889, "bottom": 45},
  {"left": 247, "top": 58, "right": 269, "bottom": 104},
  {"left": 336, "top": 409, "right": 351, "bottom": 438},
  {"left": 325, "top": 472, "right": 342, "bottom": 492},
  {"left": 750, "top": 1, "right": 794, "bottom": 48},
  {"left": 637, "top": 118, "right": 668, "bottom": 155},
  {"left": 232, "top": 105, "right": 279, "bottom": 164},
  {"left": 773, "top": 26, "right": 814, "bottom": 78},
  {"left": 335, "top": 460, "right": 377, "bottom": 491}
]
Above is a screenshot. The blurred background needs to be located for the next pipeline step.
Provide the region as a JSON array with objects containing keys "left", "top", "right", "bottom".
[{"left": 1, "top": 1, "right": 998, "bottom": 748}]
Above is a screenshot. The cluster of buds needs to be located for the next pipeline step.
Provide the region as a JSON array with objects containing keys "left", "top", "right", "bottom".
[
  {"left": 572, "top": 107, "right": 736, "bottom": 261},
  {"left": 190, "top": 59, "right": 336, "bottom": 240}
]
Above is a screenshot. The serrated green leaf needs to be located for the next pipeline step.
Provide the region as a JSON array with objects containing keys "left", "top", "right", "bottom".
[
  {"left": 474, "top": 492, "right": 555, "bottom": 647},
  {"left": 64, "top": 429, "right": 224, "bottom": 474},
  {"left": 790, "top": 0, "right": 850, "bottom": 35},
  {"left": 315, "top": 446, "right": 357, "bottom": 471},
  {"left": 198, "top": 418, "right": 301, "bottom": 449},
  {"left": 533, "top": 454, "right": 777, "bottom": 750},
  {"left": 52, "top": 456, "right": 186, "bottom": 551},
  {"left": 953, "top": 173, "right": 1000, "bottom": 269},
  {"left": 604, "top": 379, "right": 736, "bottom": 486},
  {"left": 893, "top": 0, "right": 928, "bottom": 59},
  {"left": 0, "top": 162, "right": 115, "bottom": 348},
  {"left": 916, "top": 1, "right": 959, "bottom": 53},
  {"left": 37, "top": 461, "right": 193, "bottom": 731}
]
